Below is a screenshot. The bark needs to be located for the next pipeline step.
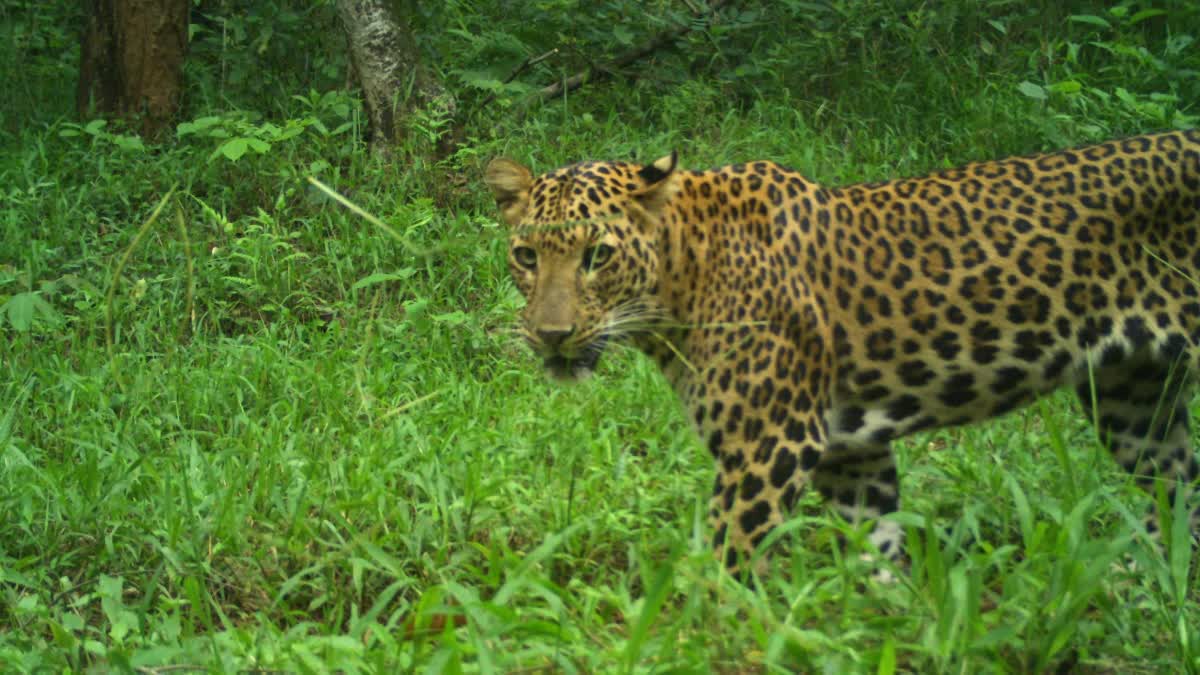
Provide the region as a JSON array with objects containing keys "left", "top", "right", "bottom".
[
  {"left": 337, "top": 0, "right": 455, "bottom": 158},
  {"left": 77, "top": 0, "right": 189, "bottom": 139}
]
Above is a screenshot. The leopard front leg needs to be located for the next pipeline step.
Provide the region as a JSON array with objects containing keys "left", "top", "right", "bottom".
[
  {"left": 811, "top": 441, "right": 904, "bottom": 581},
  {"left": 688, "top": 322, "right": 833, "bottom": 579}
]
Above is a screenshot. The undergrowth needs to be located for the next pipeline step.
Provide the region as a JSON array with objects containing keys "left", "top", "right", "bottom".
[{"left": 1, "top": 0, "right": 1198, "bottom": 671}]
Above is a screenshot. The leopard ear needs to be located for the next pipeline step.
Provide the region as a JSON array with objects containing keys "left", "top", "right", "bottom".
[
  {"left": 484, "top": 157, "right": 533, "bottom": 226},
  {"left": 632, "top": 151, "right": 679, "bottom": 216}
]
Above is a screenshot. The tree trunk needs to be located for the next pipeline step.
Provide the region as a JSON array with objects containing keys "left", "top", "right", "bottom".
[
  {"left": 336, "top": 0, "right": 455, "bottom": 158},
  {"left": 77, "top": 0, "right": 188, "bottom": 139}
]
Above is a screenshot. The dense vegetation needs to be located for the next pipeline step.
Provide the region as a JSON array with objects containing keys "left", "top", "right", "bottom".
[{"left": 2, "top": 0, "right": 1199, "bottom": 671}]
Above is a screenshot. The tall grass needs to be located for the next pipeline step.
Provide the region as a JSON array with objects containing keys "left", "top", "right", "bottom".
[{"left": 1, "top": 1, "right": 1198, "bottom": 671}]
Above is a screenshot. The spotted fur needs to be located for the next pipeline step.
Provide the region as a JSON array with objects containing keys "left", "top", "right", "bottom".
[{"left": 484, "top": 131, "right": 1200, "bottom": 578}]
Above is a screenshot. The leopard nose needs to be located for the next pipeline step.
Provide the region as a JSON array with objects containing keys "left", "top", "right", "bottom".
[{"left": 536, "top": 326, "right": 575, "bottom": 348}]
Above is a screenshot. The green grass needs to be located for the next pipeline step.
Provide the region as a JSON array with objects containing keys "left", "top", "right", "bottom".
[{"left": 2, "top": 1, "right": 1200, "bottom": 671}]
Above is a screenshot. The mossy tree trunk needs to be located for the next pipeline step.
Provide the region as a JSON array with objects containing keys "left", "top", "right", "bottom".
[
  {"left": 77, "top": 0, "right": 188, "bottom": 139},
  {"left": 336, "top": 0, "right": 455, "bottom": 158}
]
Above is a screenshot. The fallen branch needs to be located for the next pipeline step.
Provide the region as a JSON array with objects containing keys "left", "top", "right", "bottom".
[
  {"left": 505, "top": 48, "right": 561, "bottom": 87},
  {"left": 532, "top": 0, "right": 735, "bottom": 102},
  {"left": 479, "top": 47, "right": 560, "bottom": 109}
]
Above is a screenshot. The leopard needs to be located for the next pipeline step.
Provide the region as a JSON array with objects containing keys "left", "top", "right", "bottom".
[{"left": 484, "top": 130, "right": 1200, "bottom": 580}]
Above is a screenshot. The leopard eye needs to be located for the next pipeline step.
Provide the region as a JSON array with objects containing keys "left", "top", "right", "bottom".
[
  {"left": 582, "top": 244, "right": 614, "bottom": 271},
  {"left": 512, "top": 246, "right": 537, "bottom": 270}
]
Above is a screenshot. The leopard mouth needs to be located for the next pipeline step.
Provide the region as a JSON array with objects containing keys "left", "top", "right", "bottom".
[{"left": 542, "top": 337, "right": 609, "bottom": 381}]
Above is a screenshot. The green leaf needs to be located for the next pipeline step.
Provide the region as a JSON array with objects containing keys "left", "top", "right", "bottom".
[
  {"left": 212, "top": 137, "right": 249, "bottom": 161},
  {"left": 455, "top": 69, "right": 506, "bottom": 93},
  {"left": 1114, "top": 87, "right": 1138, "bottom": 106},
  {"left": 1169, "top": 477, "right": 1194, "bottom": 603},
  {"left": 3, "top": 292, "right": 34, "bottom": 330},
  {"left": 275, "top": 123, "right": 307, "bottom": 141},
  {"left": 245, "top": 137, "right": 271, "bottom": 154},
  {"left": 49, "top": 619, "right": 79, "bottom": 650},
  {"left": 877, "top": 638, "right": 897, "bottom": 675},
  {"left": 186, "top": 115, "right": 223, "bottom": 133},
  {"left": 1047, "top": 80, "right": 1082, "bottom": 94},
  {"left": 623, "top": 553, "right": 676, "bottom": 668},
  {"left": 31, "top": 294, "right": 60, "bottom": 325},
  {"left": 973, "top": 623, "right": 1021, "bottom": 650},
  {"left": 1166, "top": 34, "right": 1194, "bottom": 57},
  {"left": 1129, "top": 9, "right": 1165, "bottom": 24},
  {"left": 1069, "top": 14, "right": 1111, "bottom": 29},
  {"left": 432, "top": 311, "right": 469, "bottom": 325},
  {"left": 403, "top": 299, "right": 429, "bottom": 318},
  {"left": 1005, "top": 473, "right": 1034, "bottom": 549},
  {"left": 0, "top": 565, "right": 37, "bottom": 588},
  {"left": 62, "top": 613, "right": 85, "bottom": 632},
  {"left": 351, "top": 269, "right": 417, "bottom": 291},
  {"left": 130, "top": 646, "right": 187, "bottom": 668},
  {"left": 112, "top": 135, "right": 145, "bottom": 152},
  {"left": 1017, "top": 81, "right": 1046, "bottom": 100}
]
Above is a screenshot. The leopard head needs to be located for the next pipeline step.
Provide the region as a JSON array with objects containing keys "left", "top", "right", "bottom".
[{"left": 484, "top": 153, "right": 679, "bottom": 380}]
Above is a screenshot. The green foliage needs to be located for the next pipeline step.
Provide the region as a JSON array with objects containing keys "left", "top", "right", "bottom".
[
  {"left": 185, "top": 1, "right": 345, "bottom": 110},
  {"left": 58, "top": 120, "right": 147, "bottom": 153},
  {"left": 0, "top": 1, "right": 81, "bottom": 140},
  {"left": 1013, "top": 2, "right": 1200, "bottom": 140},
  {"left": 1, "top": 0, "right": 1199, "bottom": 671}
]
